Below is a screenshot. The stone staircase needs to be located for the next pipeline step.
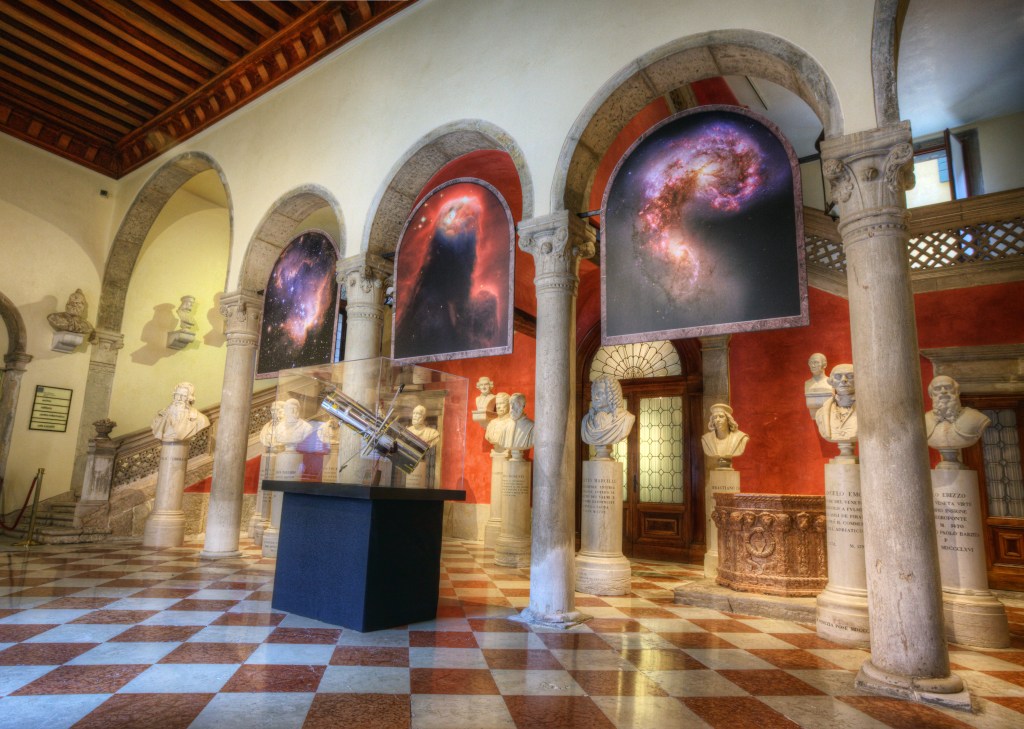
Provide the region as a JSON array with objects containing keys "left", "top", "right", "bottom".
[{"left": 1, "top": 497, "right": 113, "bottom": 545}]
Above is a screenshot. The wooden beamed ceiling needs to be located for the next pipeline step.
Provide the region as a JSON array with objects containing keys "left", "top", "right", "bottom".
[{"left": 0, "top": 0, "right": 416, "bottom": 178}]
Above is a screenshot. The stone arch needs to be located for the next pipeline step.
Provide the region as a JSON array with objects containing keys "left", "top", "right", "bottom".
[
  {"left": 871, "top": 0, "right": 908, "bottom": 127},
  {"left": 0, "top": 290, "right": 32, "bottom": 488},
  {"left": 550, "top": 29, "right": 844, "bottom": 215},
  {"left": 0, "top": 291, "right": 29, "bottom": 358},
  {"left": 237, "top": 185, "right": 345, "bottom": 294},
  {"left": 362, "top": 120, "right": 533, "bottom": 257},
  {"left": 97, "top": 152, "right": 232, "bottom": 332}
]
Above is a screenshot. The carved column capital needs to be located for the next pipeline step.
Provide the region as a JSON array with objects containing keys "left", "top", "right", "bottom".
[
  {"left": 219, "top": 290, "right": 263, "bottom": 346},
  {"left": 2, "top": 351, "right": 32, "bottom": 371},
  {"left": 517, "top": 211, "right": 596, "bottom": 293},
  {"left": 337, "top": 252, "right": 393, "bottom": 303}
]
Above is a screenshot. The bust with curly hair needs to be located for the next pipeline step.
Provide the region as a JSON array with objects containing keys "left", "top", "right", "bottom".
[{"left": 581, "top": 376, "right": 635, "bottom": 449}]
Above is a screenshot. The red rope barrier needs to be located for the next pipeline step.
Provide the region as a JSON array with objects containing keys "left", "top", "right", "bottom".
[{"left": 0, "top": 474, "right": 39, "bottom": 531}]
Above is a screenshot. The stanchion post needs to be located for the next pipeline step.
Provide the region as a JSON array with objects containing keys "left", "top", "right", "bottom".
[{"left": 14, "top": 468, "right": 45, "bottom": 548}]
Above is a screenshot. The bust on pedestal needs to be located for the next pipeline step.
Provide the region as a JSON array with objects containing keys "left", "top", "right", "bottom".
[
  {"left": 926, "top": 375, "right": 1008, "bottom": 648},
  {"left": 263, "top": 399, "right": 313, "bottom": 557},
  {"left": 47, "top": 289, "right": 94, "bottom": 353},
  {"left": 495, "top": 393, "right": 533, "bottom": 567},
  {"left": 167, "top": 295, "right": 198, "bottom": 350},
  {"left": 405, "top": 404, "right": 440, "bottom": 488},
  {"left": 700, "top": 403, "right": 747, "bottom": 578},
  {"left": 813, "top": 364, "right": 869, "bottom": 646},
  {"left": 483, "top": 392, "right": 512, "bottom": 547},
  {"left": 472, "top": 377, "right": 497, "bottom": 427},
  {"left": 576, "top": 376, "right": 635, "bottom": 595},
  {"left": 143, "top": 383, "right": 210, "bottom": 547},
  {"left": 252, "top": 400, "right": 284, "bottom": 544},
  {"left": 804, "top": 352, "right": 833, "bottom": 419}
]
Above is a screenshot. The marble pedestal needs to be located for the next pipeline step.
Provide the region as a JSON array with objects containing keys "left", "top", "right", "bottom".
[
  {"left": 704, "top": 468, "right": 740, "bottom": 578},
  {"left": 576, "top": 458, "right": 630, "bottom": 595},
  {"left": 50, "top": 331, "right": 86, "bottom": 353},
  {"left": 816, "top": 460, "right": 870, "bottom": 647},
  {"left": 248, "top": 449, "right": 272, "bottom": 539},
  {"left": 262, "top": 493, "right": 283, "bottom": 558},
  {"left": 932, "top": 467, "right": 1010, "bottom": 648},
  {"left": 406, "top": 462, "right": 428, "bottom": 489},
  {"left": 263, "top": 451, "right": 302, "bottom": 557},
  {"left": 484, "top": 449, "right": 505, "bottom": 548},
  {"left": 143, "top": 440, "right": 188, "bottom": 548},
  {"left": 166, "top": 330, "right": 196, "bottom": 350},
  {"left": 495, "top": 454, "right": 531, "bottom": 568}
]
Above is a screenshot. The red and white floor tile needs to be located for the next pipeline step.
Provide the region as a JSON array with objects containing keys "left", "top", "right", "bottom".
[{"left": 0, "top": 539, "right": 1020, "bottom": 728}]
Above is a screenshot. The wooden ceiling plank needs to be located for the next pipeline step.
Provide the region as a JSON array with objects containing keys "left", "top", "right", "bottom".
[
  {"left": 130, "top": 0, "right": 245, "bottom": 60},
  {"left": 106, "top": 0, "right": 231, "bottom": 71},
  {"left": 61, "top": 0, "right": 214, "bottom": 81},
  {"left": 1, "top": 1, "right": 193, "bottom": 95},
  {"left": 1, "top": 24, "right": 162, "bottom": 115},
  {"left": 215, "top": 0, "right": 280, "bottom": 37},
  {"left": 1, "top": 16, "right": 176, "bottom": 106},
  {"left": 164, "top": 0, "right": 262, "bottom": 49},
  {"left": 0, "top": 82, "right": 122, "bottom": 144},
  {"left": 0, "top": 48, "right": 152, "bottom": 126},
  {"left": 255, "top": 1, "right": 308, "bottom": 26},
  {"left": 0, "top": 67, "right": 134, "bottom": 136}
]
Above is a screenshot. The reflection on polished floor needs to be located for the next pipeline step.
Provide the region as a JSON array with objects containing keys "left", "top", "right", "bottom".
[{"left": 0, "top": 538, "right": 1020, "bottom": 728}]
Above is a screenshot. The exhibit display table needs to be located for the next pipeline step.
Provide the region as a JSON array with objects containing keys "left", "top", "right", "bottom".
[{"left": 263, "top": 480, "right": 466, "bottom": 632}]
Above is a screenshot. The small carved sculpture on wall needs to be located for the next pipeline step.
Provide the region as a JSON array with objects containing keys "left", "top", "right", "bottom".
[
  {"left": 501, "top": 393, "right": 534, "bottom": 453},
  {"left": 700, "top": 403, "right": 749, "bottom": 469},
  {"left": 47, "top": 288, "right": 95, "bottom": 352},
  {"left": 925, "top": 375, "right": 991, "bottom": 468},
  {"left": 151, "top": 382, "right": 210, "bottom": 442},
  {"left": 581, "top": 375, "right": 635, "bottom": 458},
  {"left": 815, "top": 364, "right": 857, "bottom": 458}
]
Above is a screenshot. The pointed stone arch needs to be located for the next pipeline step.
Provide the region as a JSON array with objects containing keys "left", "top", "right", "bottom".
[{"left": 550, "top": 29, "right": 844, "bottom": 215}]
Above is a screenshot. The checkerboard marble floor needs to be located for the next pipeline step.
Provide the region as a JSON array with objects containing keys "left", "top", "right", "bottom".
[{"left": 0, "top": 539, "right": 1021, "bottom": 728}]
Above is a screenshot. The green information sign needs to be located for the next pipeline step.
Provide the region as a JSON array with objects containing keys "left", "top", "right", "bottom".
[{"left": 29, "top": 385, "right": 73, "bottom": 433}]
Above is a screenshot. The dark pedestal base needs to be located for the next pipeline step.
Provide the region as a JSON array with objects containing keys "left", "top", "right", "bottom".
[{"left": 270, "top": 490, "right": 447, "bottom": 631}]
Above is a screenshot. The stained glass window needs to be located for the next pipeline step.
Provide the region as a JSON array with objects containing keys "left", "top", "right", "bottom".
[
  {"left": 982, "top": 409, "right": 1024, "bottom": 517},
  {"left": 590, "top": 341, "right": 681, "bottom": 381},
  {"left": 638, "top": 396, "right": 684, "bottom": 504}
]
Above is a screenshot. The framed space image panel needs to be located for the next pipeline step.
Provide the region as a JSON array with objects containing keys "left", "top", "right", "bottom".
[
  {"left": 392, "top": 178, "right": 515, "bottom": 364},
  {"left": 256, "top": 230, "right": 340, "bottom": 378},
  {"left": 601, "top": 105, "right": 807, "bottom": 345}
]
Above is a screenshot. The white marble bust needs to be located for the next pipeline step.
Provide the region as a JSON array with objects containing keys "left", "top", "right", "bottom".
[
  {"left": 815, "top": 364, "right": 857, "bottom": 449},
  {"left": 700, "top": 403, "right": 749, "bottom": 469},
  {"left": 259, "top": 400, "right": 285, "bottom": 448},
  {"left": 581, "top": 375, "right": 635, "bottom": 448},
  {"left": 501, "top": 393, "right": 534, "bottom": 453},
  {"left": 176, "top": 295, "right": 197, "bottom": 332},
  {"left": 485, "top": 392, "right": 512, "bottom": 450},
  {"left": 317, "top": 419, "right": 341, "bottom": 448},
  {"left": 475, "top": 377, "right": 496, "bottom": 414},
  {"left": 408, "top": 404, "right": 440, "bottom": 447},
  {"left": 805, "top": 353, "right": 832, "bottom": 395},
  {"left": 925, "top": 375, "right": 991, "bottom": 468},
  {"left": 273, "top": 398, "right": 314, "bottom": 450},
  {"left": 151, "top": 382, "right": 210, "bottom": 442},
  {"left": 47, "top": 288, "right": 94, "bottom": 335}
]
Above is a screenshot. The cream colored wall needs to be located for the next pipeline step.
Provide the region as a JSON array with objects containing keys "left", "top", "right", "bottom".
[
  {"left": 107, "top": 189, "right": 230, "bottom": 434},
  {"left": 109, "top": 0, "right": 877, "bottom": 290},
  {"left": 0, "top": 136, "right": 115, "bottom": 505},
  {"left": 974, "top": 112, "right": 1024, "bottom": 194}
]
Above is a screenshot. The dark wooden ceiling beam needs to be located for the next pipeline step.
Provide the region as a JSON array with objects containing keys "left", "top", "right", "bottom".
[
  {"left": 253, "top": 1, "right": 307, "bottom": 26},
  {"left": 131, "top": 0, "right": 246, "bottom": 59},
  {"left": 0, "top": 77, "right": 125, "bottom": 143},
  {"left": 164, "top": 0, "right": 262, "bottom": 49},
  {"left": 105, "top": 0, "right": 231, "bottom": 71},
  {"left": 215, "top": 0, "right": 282, "bottom": 37},
  {"left": 0, "top": 65, "right": 136, "bottom": 136}
]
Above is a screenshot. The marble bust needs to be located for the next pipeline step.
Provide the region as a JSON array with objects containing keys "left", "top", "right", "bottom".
[
  {"left": 273, "top": 398, "right": 314, "bottom": 449},
  {"left": 409, "top": 404, "right": 441, "bottom": 447},
  {"left": 475, "top": 377, "right": 496, "bottom": 413},
  {"left": 485, "top": 392, "right": 512, "bottom": 450},
  {"left": 815, "top": 364, "right": 857, "bottom": 453},
  {"left": 925, "top": 375, "right": 991, "bottom": 468},
  {"left": 176, "top": 295, "right": 197, "bottom": 332},
  {"left": 700, "top": 403, "right": 749, "bottom": 468},
  {"left": 151, "top": 382, "right": 210, "bottom": 441},
  {"left": 317, "top": 419, "right": 341, "bottom": 448},
  {"left": 501, "top": 393, "right": 534, "bottom": 453},
  {"left": 805, "top": 353, "right": 832, "bottom": 394},
  {"left": 47, "top": 288, "right": 94, "bottom": 335},
  {"left": 581, "top": 375, "right": 635, "bottom": 449},
  {"left": 259, "top": 400, "right": 285, "bottom": 448}
]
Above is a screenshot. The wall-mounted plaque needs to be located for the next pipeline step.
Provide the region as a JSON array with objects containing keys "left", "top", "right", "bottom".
[{"left": 29, "top": 385, "right": 73, "bottom": 432}]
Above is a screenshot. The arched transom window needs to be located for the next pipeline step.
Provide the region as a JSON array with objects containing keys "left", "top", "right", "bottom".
[{"left": 589, "top": 341, "right": 681, "bottom": 382}]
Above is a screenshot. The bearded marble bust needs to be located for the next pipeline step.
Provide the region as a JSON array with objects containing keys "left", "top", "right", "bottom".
[
  {"left": 925, "top": 375, "right": 990, "bottom": 468},
  {"left": 581, "top": 376, "right": 635, "bottom": 448},
  {"left": 151, "top": 382, "right": 210, "bottom": 442}
]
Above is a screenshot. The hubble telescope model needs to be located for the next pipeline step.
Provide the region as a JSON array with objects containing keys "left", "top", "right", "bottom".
[{"left": 319, "top": 386, "right": 430, "bottom": 475}]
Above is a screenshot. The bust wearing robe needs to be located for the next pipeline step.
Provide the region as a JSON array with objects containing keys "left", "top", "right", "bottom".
[
  {"left": 925, "top": 376, "right": 990, "bottom": 454},
  {"left": 151, "top": 382, "right": 210, "bottom": 442},
  {"left": 408, "top": 404, "right": 441, "bottom": 448},
  {"left": 815, "top": 365, "right": 858, "bottom": 443},
  {"left": 485, "top": 393, "right": 512, "bottom": 450},
  {"left": 501, "top": 393, "right": 534, "bottom": 452},
  {"left": 581, "top": 376, "right": 634, "bottom": 447},
  {"left": 700, "top": 403, "right": 749, "bottom": 468}
]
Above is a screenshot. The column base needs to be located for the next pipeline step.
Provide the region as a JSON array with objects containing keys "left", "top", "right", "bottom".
[
  {"left": 574, "top": 552, "right": 631, "bottom": 595},
  {"left": 199, "top": 549, "right": 243, "bottom": 560},
  {"left": 494, "top": 534, "right": 530, "bottom": 568},
  {"left": 262, "top": 527, "right": 280, "bottom": 558},
  {"left": 142, "top": 510, "right": 185, "bottom": 548},
  {"left": 856, "top": 659, "right": 972, "bottom": 711},
  {"left": 483, "top": 519, "right": 501, "bottom": 549},
  {"left": 253, "top": 519, "right": 270, "bottom": 546},
  {"left": 247, "top": 513, "right": 261, "bottom": 539},
  {"left": 816, "top": 585, "right": 870, "bottom": 647},
  {"left": 511, "top": 607, "right": 591, "bottom": 630},
  {"left": 943, "top": 590, "right": 1010, "bottom": 649},
  {"left": 703, "top": 551, "right": 719, "bottom": 580}
]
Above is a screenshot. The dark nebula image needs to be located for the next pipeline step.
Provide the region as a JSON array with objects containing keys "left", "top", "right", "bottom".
[
  {"left": 256, "top": 231, "right": 338, "bottom": 377},
  {"left": 603, "top": 108, "right": 804, "bottom": 342},
  {"left": 393, "top": 179, "right": 513, "bottom": 363}
]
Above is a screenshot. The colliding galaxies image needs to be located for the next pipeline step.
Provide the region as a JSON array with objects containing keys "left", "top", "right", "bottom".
[
  {"left": 393, "top": 179, "right": 513, "bottom": 363},
  {"left": 603, "top": 108, "right": 805, "bottom": 342},
  {"left": 256, "top": 231, "right": 338, "bottom": 377}
]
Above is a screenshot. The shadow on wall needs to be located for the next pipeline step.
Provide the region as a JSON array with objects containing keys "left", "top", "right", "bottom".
[
  {"left": 203, "top": 292, "right": 226, "bottom": 348},
  {"left": 24, "top": 295, "right": 78, "bottom": 361},
  {"left": 130, "top": 303, "right": 183, "bottom": 365}
]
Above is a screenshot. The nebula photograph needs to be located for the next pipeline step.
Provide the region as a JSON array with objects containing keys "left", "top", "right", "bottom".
[
  {"left": 602, "top": 107, "right": 807, "bottom": 344},
  {"left": 256, "top": 230, "right": 339, "bottom": 377},
  {"left": 393, "top": 178, "right": 514, "bottom": 363}
]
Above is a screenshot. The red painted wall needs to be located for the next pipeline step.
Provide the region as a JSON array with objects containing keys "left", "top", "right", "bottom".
[{"left": 186, "top": 454, "right": 261, "bottom": 495}]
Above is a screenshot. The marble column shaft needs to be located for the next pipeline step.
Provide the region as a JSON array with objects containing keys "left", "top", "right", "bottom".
[
  {"left": 699, "top": 335, "right": 731, "bottom": 577},
  {"left": 822, "top": 124, "right": 963, "bottom": 703},
  {"left": 201, "top": 291, "right": 262, "bottom": 559},
  {"left": 0, "top": 352, "right": 31, "bottom": 486},
  {"left": 71, "top": 329, "right": 124, "bottom": 495},
  {"left": 518, "top": 211, "right": 595, "bottom": 624}
]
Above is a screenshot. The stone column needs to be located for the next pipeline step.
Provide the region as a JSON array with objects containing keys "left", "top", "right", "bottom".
[
  {"left": 0, "top": 351, "right": 31, "bottom": 486},
  {"left": 516, "top": 211, "right": 595, "bottom": 627},
  {"left": 821, "top": 124, "right": 968, "bottom": 709},
  {"left": 700, "top": 336, "right": 731, "bottom": 578},
  {"left": 71, "top": 329, "right": 124, "bottom": 496},
  {"left": 201, "top": 291, "right": 262, "bottom": 559},
  {"left": 143, "top": 440, "right": 190, "bottom": 547}
]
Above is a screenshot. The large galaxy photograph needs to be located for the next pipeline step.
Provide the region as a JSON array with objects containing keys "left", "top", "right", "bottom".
[
  {"left": 256, "top": 230, "right": 339, "bottom": 378},
  {"left": 602, "top": 106, "right": 807, "bottom": 344},
  {"left": 392, "top": 178, "right": 514, "bottom": 364}
]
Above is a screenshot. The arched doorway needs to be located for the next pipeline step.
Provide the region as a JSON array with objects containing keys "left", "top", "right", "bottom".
[{"left": 576, "top": 327, "right": 703, "bottom": 563}]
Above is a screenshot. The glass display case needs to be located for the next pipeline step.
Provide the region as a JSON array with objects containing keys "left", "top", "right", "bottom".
[{"left": 263, "top": 357, "right": 467, "bottom": 490}]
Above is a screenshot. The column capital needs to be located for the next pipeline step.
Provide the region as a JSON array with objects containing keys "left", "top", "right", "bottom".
[
  {"left": 699, "top": 335, "right": 731, "bottom": 352},
  {"left": 820, "top": 123, "right": 915, "bottom": 219},
  {"left": 2, "top": 351, "right": 32, "bottom": 371},
  {"left": 517, "top": 211, "right": 596, "bottom": 286},
  {"left": 337, "top": 252, "right": 393, "bottom": 302},
  {"left": 91, "top": 328, "right": 125, "bottom": 353},
  {"left": 219, "top": 290, "right": 263, "bottom": 344}
]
